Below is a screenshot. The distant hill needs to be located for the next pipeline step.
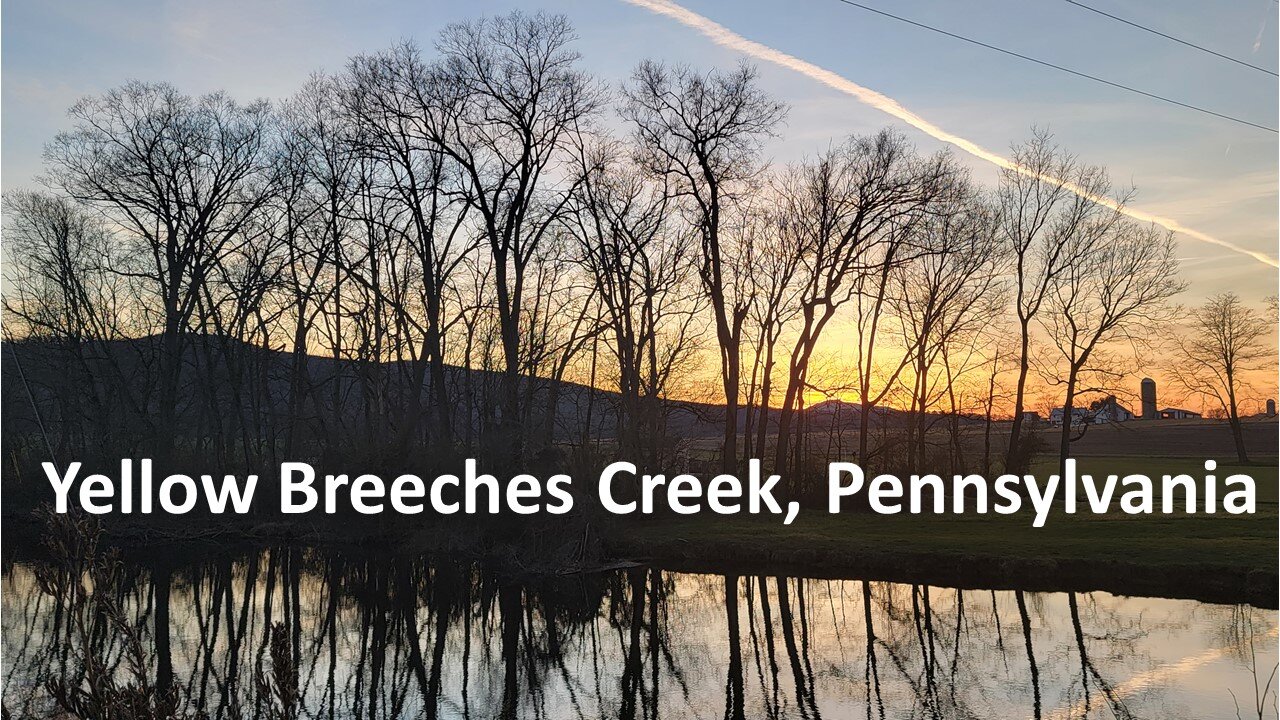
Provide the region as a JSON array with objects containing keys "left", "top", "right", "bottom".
[
  {"left": 1, "top": 335, "right": 928, "bottom": 447},
  {"left": 12, "top": 335, "right": 1264, "bottom": 460}
]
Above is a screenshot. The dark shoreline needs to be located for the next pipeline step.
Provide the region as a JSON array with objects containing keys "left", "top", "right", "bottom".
[
  {"left": 608, "top": 537, "right": 1279, "bottom": 610},
  {"left": 5, "top": 511, "right": 1275, "bottom": 610}
]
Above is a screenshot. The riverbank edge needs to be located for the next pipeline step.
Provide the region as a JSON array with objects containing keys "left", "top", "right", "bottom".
[
  {"left": 4, "top": 512, "right": 1275, "bottom": 609},
  {"left": 602, "top": 530, "right": 1278, "bottom": 609}
]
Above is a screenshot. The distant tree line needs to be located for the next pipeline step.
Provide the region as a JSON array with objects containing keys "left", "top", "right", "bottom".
[{"left": 5, "top": 10, "right": 1227, "bottom": 494}]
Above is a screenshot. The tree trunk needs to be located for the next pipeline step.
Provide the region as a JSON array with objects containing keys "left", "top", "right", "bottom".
[
  {"left": 1004, "top": 320, "right": 1033, "bottom": 472},
  {"left": 1227, "top": 382, "right": 1249, "bottom": 463},
  {"left": 1057, "top": 365, "right": 1080, "bottom": 476}
]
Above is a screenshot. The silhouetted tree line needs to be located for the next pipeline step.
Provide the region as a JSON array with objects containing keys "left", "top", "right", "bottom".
[{"left": 3, "top": 11, "right": 1185, "bottom": 493}]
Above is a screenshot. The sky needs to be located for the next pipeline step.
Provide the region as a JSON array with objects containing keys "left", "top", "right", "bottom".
[
  {"left": 3, "top": 0, "right": 1277, "bottom": 409},
  {"left": 4, "top": 0, "right": 1276, "bottom": 303},
  {"left": 5, "top": 0, "right": 1274, "bottom": 301}
]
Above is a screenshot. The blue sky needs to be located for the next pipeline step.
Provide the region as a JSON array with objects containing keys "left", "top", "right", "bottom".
[{"left": 4, "top": 0, "right": 1276, "bottom": 301}]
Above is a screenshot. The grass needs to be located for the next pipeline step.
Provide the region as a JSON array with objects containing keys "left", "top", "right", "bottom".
[
  {"left": 607, "top": 454, "right": 1278, "bottom": 604},
  {"left": 618, "top": 505, "right": 1276, "bottom": 569}
]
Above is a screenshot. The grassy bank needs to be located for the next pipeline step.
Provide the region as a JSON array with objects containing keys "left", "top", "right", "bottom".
[
  {"left": 6, "top": 453, "right": 1274, "bottom": 607},
  {"left": 606, "top": 455, "right": 1279, "bottom": 607}
]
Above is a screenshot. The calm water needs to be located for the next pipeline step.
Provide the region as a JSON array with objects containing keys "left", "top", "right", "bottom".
[{"left": 2, "top": 548, "right": 1275, "bottom": 719}]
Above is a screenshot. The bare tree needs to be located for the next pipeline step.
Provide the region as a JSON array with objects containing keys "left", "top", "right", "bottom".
[
  {"left": 187, "top": 176, "right": 289, "bottom": 466},
  {"left": 45, "top": 82, "right": 277, "bottom": 458},
  {"left": 848, "top": 225, "right": 918, "bottom": 471},
  {"left": 341, "top": 50, "right": 475, "bottom": 453},
  {"left": 622, "top": 60, "right": 787, "bottom": 472},
  {"left": 770, "top": 131, "right": 956, "bottom": 479},
  {"left": 978, "top": 337, "right": 1017, "bottom": 475},
  {"left": 421, "top": 12, "right": 603, "bottom": 464},
  {"left": 3, "top": 191, "right": 124, "bottom": 346},
  {"left": 889, "top": 189, "right": 1007, "bottom": 473},
  {"left": 519, "top": 238, "right": 602, "bottom": 454},
  {"left": 562, "top": 142, "right": 704, "bottom": 464},
  {"left": 741, "top": 207, "right": 803, "bottom": 460},
  {"left": 998, "top": 131, "right": 1122, "bottom": 472},
  {"left": 2, "top": 191, "right": 142, "bottom": 455},
  {"left": 274, "top": 76, "right": 360, "bottom": 456},
  {"left": 1167, "top": 293, "right": 1274, "bottom": 463},
  {"left": 1040, "top": 219, "right": 1183, "bottom": 473}
]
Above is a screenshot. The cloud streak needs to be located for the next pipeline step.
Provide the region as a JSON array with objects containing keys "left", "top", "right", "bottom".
[
  {"left": 1041, "top": 624, "right": 1280, "bottom": 720},
  {"left": 623, "top": 0, "right": 1279, "bottom": 269}
]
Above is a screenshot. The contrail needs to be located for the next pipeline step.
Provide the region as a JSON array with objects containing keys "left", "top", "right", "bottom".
[{"left": 623, "top": 0, "right": 1279, "bottom": 269}]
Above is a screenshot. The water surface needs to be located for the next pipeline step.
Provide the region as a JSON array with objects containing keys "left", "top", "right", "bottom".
[{"left": 3, "top": 548, "right": 1274, "bottom": 719}]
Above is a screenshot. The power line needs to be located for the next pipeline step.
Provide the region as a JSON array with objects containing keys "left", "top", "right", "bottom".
[
  {"left": 1063, "top": 0, "right": 1277, "bottom": 77},
  {"left": 828, "top": 0, "right": 1278, "bottom": 133}
]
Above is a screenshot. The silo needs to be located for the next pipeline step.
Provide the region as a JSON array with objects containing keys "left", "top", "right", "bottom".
[{"left": 1140, "top": 378, "right": 1157, "bottom": 420}]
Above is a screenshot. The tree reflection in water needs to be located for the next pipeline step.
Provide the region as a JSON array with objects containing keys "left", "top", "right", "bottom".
[{"left": 2, "top": 539, "right": 1276, "bottom": 719}]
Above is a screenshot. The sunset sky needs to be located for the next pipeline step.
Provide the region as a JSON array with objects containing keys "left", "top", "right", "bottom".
[{"left": 4, "top": 0, "right": 1276, "bottom": 410}]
